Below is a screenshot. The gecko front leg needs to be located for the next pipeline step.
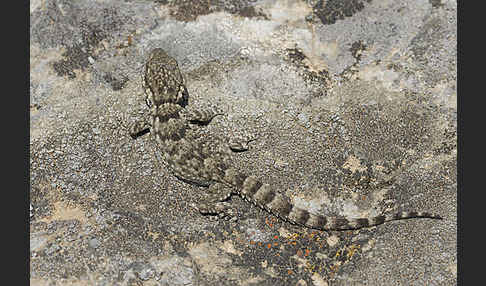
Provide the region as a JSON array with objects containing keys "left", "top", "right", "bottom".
[
  {"left": 129, "top": 110, "right": 152, "bottom": 139},
  {"left": 183, "top": 107, "right": 257, "bottom": 152},
  {"left": 183, "top": 106, "right": 224, "bottom": 125}
]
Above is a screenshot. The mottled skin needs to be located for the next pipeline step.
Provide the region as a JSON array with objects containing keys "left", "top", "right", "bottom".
[{"left": 130, "top": 48, "right": 442, "bottom": 231}]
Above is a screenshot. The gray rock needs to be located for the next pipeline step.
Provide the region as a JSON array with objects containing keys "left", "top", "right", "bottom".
[{"left": 29, "top": 0, "right": 456, "bottom": 284}]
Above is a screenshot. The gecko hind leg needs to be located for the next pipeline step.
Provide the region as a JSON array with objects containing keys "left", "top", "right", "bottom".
[
  {"left": 192, "top": 183, "right": 237, "bottom": 222},
  {"left": 228, "top": 134, "right": 258, "bottom": 152}
]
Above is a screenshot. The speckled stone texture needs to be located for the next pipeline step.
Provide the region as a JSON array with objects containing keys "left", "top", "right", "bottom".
[{"left": 30, "top": 0, "right": 456, "bottom": 285}]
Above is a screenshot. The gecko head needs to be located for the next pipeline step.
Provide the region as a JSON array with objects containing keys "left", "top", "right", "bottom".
[{"left": 143, "top": 48, "right": 189, "bottom": 108}]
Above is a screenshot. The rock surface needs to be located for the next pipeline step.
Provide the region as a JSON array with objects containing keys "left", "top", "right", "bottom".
[{"left": 30, "top": 0, "right": 456, "bottom": 285}]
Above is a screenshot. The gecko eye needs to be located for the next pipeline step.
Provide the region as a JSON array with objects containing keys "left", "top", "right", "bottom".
[{"left": 145, "top": 98, "right": 153, "bottom": 108}]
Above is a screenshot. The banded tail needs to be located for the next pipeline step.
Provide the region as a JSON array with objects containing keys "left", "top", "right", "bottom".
[{"left": 222, "top": 168, "right": 442, "bottom": 231}]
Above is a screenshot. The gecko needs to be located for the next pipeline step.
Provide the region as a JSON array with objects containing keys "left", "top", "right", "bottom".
[{"left": 129, "top": 48, "right": 442, "bottom": 231}]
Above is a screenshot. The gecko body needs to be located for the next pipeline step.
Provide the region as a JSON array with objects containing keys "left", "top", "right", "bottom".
[{"left": 130, "top": 48, "right": 441, "bottom": 231}]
